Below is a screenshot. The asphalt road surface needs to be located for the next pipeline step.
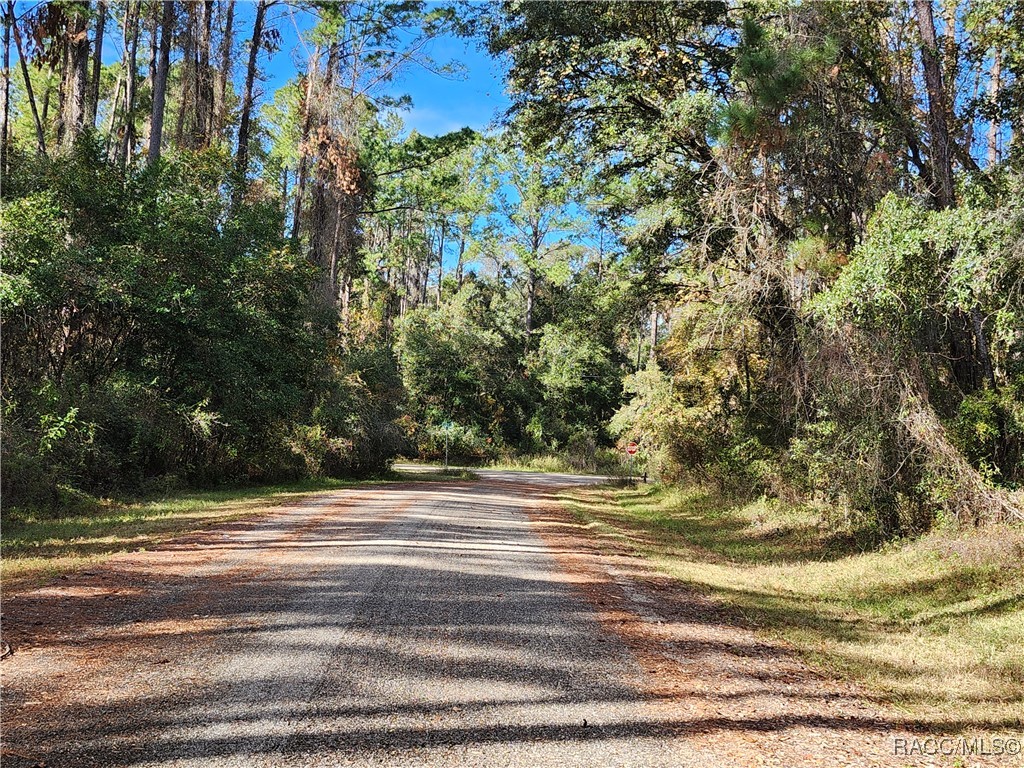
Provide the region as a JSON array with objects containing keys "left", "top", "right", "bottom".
[{"left": 1, "top": 469, "right": 705, "bottom": 767}]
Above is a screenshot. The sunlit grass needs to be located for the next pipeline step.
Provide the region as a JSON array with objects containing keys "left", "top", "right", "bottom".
[
  {"left": 488, "top": 454, "right": 578, "bottom": 473},
  {"left": 487, "top": 453, "right": 626, "bottom": 475},
  {"left": 560, "top": 484, "right": 1024, "bottom": 729},
  {"left": 398, "top": 467, "right": 479, "bottom": 481}
]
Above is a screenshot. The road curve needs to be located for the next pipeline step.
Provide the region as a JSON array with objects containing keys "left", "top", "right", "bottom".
[{"left": 1, "top": 470, "right": 701, "bottom": 767}]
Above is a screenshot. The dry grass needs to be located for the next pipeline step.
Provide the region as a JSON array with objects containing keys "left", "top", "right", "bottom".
[
  {"left": 488, "top": 452, "right": 626, "bottom": 476},
  {"left": 488, "top": 454, "right": 580, "bottom": 473},
  {"left": 559, "top": 483, "right": 1024, "bottom": 729}
]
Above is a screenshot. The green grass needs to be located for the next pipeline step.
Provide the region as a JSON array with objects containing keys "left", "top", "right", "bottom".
[
  {"left": 487, "top": 453, "right": 626, "bottom": 476},
  {"left": 487, "top": 454, "right": 579, "bottom": 473},
  {"left": 559, "top": 483, "right": 1024, "bottom": 729},
  {"left": 0, "top": 467, "right": 474, "bottom": 591}
]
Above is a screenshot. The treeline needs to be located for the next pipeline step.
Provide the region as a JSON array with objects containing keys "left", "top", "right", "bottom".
[
  {"left": 1, "top": 1, "right": 626, "bottom": 513},
  {"left": 2, "top": 1, "right": 1022, "bottom": 536},
  {"left": 482, "top": 0, "right": 1024, "bottom": 532},
  {"left": 1, "top": 2, "right": 427, "bottom": 508}
]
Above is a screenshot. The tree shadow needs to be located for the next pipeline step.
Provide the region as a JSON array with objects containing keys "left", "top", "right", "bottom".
[{"left": 3, "top": 479, "right": 1012, "bottom": 768}]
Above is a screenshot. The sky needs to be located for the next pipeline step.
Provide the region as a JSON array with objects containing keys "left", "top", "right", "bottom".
[{"left": 255, "top": 2, "right": 511, "bottom": 138}]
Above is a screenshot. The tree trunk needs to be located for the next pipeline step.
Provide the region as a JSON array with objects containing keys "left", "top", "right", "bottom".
[
  {"left": 118, "top": 1, "right": 139, "bottom": 167},
  {"left": 325, "top": 193, "right": 361, "bottom": 313},
  {"left": 61, "top": 2, "right": 90, "bottom": 147},
  {"left": 436, "top": 222, "right": 445, "bottom": 306},
  {"left": 649, "top": 304, "right": 658, "bottom": 357},
  {"left": 142, "top": 3, "right": 158, "bottom": 146},
  {"left": 86, "top": 1, "right": 105, "bottom": 129},
  {"left": 198, "top": 1, "right": 214, "bottom": 145},
  {"left": 214, "top": 0, "right": 235, "bottom": 138},
  {"left": 1, "top": 2, "right": 11, "bottom": 176},
  {"left": 941, "top": 1, "right": 958, "bottom": 92},
  {"left": 308, "top": 43, "right": 340, "bottom": 309},
  {"left": 340, "top": 274, "right": 352, "bottom": 320},
  {"left": 525, "top": 268, "right": 536, "bottom": 344},
  {"left": 104, "top": 69, "right": 121, "bottom": 159},
  {"left": 971, "top": 306, "right": 997, "bottom": 389},
  {"left": 419, "top": 234, "right": 429, "bottom": 307},
  {"left": 147, "top": 1, "right": 173, "bottom": 164},
  {"left": 174, "top": 2, "right": 196, "bottom": 147},
  {"left": 326, "top": 203, "right": 344, "bottom": 309},
  {"left": 56, "top": 24, "right": 68, "bottom": 142},
  {"left": 290, "top": 53, "right": 318, "bottom": 241},
  {"left": 988, "top": 48, "right": 1001, "bottom": 166},
  {"left": 914, "top": 0, "right": 955, "bottom": 209},
  {"left": 11, "top": 4, "right": 47, "bottom": 156},
  {"left": 234, "top": 0, "right": 267, "bottom": 185},
  {"left": 456, "top": 237, "right": 465, "bottom": 288}
]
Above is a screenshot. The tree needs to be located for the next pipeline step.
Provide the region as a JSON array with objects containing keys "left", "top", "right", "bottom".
[
  {"left": 85, "top": 0, "right": 104, "bottom": 129},
  {"left": 290, "top": 0, "right": 461, "bottom": 314},
  {"left": 9, "top": 1, "right": 46, "bottom": 155},
  {"left": 481, "top": 138, "right": 576, "bottom": 346},
  {"left": 213, "top": 0, "right": 235, "bottom": 138},
  {"left": 116, "top": 1, "right": 140, "bottom": 167},
  {"left": 915, "top": 0, "right": 956, "bottom": 208},
  {"left": 57, "top": 1, "right": 90, "bottom": 147},
  {"left": 2, "top": 1, "right": 12, "bottom": 174},
  {"left": 147, "top": 1, "right": 173, "bottom": 163},
  {"left": 234, "top": 0, "right": 268, "bottom": 185},
  {"left": 478, "top": 0, "right": 1022, "bottom": 526}
]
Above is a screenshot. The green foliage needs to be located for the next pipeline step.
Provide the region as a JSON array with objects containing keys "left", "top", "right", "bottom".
[
  {"left": 7, "top": 0, "right": 1022, "bottom": 537},
  {"left": 722, "top": 15, "right": 839, "bottom": 141},
  {"left": 483, "top": 0, "right": 1023, "bottom": 533},
  {"left": 394, "top": 285, "right": 517, "bottom": 448},
  {"left": 528, "top": 324, "right": 620, "bottom": 445},
  {"left": 951, "top": 386, "right": 1024, "bottom": 485},
  {"left": 1, "top": 141, "right": 399, "bottom": 513}
]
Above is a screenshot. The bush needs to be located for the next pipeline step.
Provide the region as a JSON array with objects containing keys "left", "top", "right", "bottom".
[
  {"left": 1, "top": 141, "right": 407, "bottom": 514},
  {"left": 416, "top": 422, "right": 497, "bottom": 463},
  {"left": 951, "top": 386, "right": 1024, "bottom": 486}
]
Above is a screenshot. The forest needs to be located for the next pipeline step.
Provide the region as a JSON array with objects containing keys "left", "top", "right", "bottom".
[{"left": 2, "top": 0, "right": 1022, "bottom": 538}]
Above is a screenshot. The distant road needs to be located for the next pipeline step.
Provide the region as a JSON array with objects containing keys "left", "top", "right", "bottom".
[{"left": 393, "top": 462, "right": 617, "bottom": 486}]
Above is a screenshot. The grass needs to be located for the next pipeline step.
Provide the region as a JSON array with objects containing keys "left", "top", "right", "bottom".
[
  {"left": 391, "top": 463, "right": 479, "bottom": 481},
  {"left": 1, "top": 467, "right": 474, "bottom": 592},
  {"left": 488, "top": 454, "right": 579, "bottom": 473},
  {"left": 559, "top": 483, "right": 1024, "bottom": 730},
  {"left": 487, "top": 452, "right": 627, "bottom": 476}
]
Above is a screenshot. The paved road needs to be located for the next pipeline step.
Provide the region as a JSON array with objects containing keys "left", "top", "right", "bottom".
[{"left": 1, "top": 470, "right": 699, "bottom": 767}]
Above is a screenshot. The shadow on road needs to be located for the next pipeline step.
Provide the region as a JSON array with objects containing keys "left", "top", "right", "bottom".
[{"left": 1, "top": 478, "right": 996, "bottom": 767}]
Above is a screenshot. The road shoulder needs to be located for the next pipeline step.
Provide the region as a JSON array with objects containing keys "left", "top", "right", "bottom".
[{"left": 524, "top": 487, "right": 1015, "bottom": 768}]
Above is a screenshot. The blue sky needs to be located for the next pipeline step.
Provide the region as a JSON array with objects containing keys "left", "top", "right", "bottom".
[
  {"left": 384, "top": 35, "right": 510, "bottom": 136},
  {"left": 257, "top": 2, "right": 510, "bottom": 138}
]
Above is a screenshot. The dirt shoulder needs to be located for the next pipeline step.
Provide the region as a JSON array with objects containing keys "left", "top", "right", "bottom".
[{"left": 524, "top": 484, "right": 1023, "bottom": 768}]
